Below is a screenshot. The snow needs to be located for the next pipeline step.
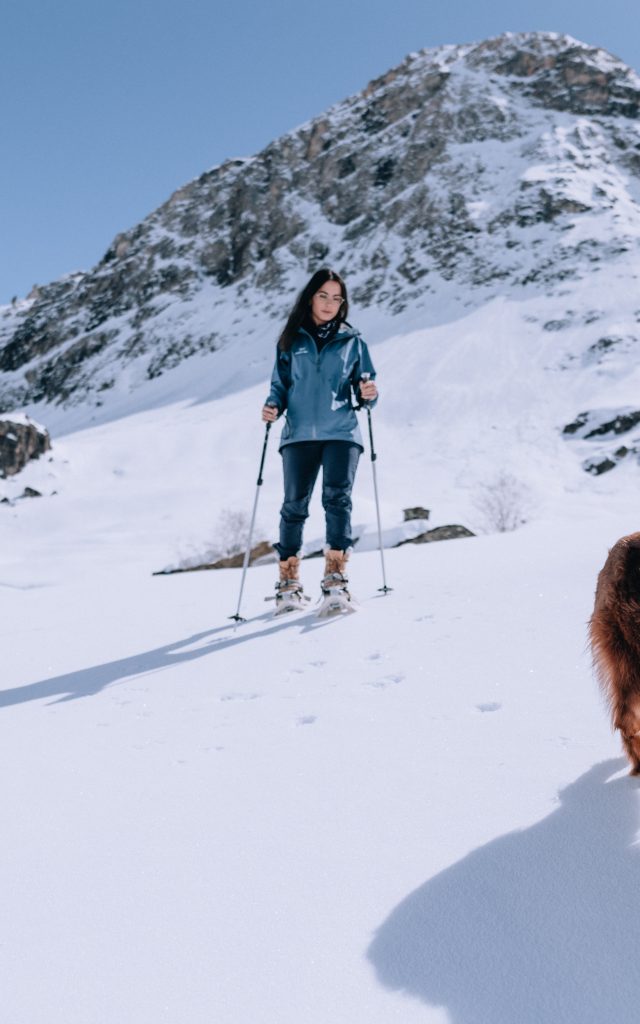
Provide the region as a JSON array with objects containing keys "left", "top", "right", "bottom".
[
  {"left": 2, "top": 302, "right": 640, "bottom": 1022},
  {"left": 4, "top": 30, "right": 640, "bottom": 1020},
  {"left": 0, "top": 411, "right": 49, "bottom": 432},
  {"left": 4, "top": 28, "right": 640, "bottom": 423},
  {"left": 1, "top": 491, "right": 637, "bottom": 1023}
]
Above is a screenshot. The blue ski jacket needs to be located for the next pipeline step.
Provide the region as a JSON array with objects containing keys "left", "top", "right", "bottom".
[{"left": 265, "top": 324, "right": 377, "bottom": 451}]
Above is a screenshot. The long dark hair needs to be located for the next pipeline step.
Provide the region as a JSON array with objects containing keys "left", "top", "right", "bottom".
[{"left": 277, "top": 268, "right": 349, "bottom": 351}]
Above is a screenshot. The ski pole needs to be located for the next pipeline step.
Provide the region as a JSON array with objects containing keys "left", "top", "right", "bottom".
[
  {"left": 360, "top": 374, "right": 392, "bottom": 594},
  {"left": 229, "top": 419, "right": 272, "bottom": 624}
]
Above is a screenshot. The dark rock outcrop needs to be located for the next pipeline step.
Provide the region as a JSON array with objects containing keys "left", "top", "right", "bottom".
[
  {"left": 403, "top": 506, "right": 431, "bottom": 521},
  {"left": 153, "top": 539, "right": 276, "bottom": 575},
  {"left": 397, "top": 525, "right": 475, "bottom": 544},
  {"left": 563, "top": 407, "right": 640, "bottom": 474},
  {"left": 0, "top": 419, "right": 51, "bottom": 477},
  {"left": 563, "top": 408, "right": 640, "bottom": 439}
]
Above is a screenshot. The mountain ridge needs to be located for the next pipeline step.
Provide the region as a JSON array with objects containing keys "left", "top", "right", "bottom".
[{"left": 1, "top": 28, "right": 640, "bottom": 481}]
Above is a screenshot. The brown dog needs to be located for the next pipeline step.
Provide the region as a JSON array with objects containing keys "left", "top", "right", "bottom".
[{"left": 590, "top": 532, "right": 640, "bottom": 774}]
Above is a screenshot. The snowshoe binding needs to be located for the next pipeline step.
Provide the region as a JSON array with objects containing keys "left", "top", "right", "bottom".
[
  {"left": 316, "top": 549, "right": 356, "bottom": 617},
  {"left": 270, "top": 556, "right": 309, "bottom": 616}
]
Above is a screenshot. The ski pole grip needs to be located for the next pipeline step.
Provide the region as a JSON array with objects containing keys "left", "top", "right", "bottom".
[
  {"left": 257, "top": 420, "right": 272, "bottom": 485},
  {"left": 359, "top": 373, "right": 377, "bottom": 459}
]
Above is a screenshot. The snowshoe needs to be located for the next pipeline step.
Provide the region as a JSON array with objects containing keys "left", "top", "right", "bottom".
[
  {"left": 267, "top": 555, "right": 309, "bottom": 616},
  {"left": 316, "top": 571, "right": 357, "bottom": 617},
  {"left": 273, "top": 583, "right": 308, "bottom": 616}
]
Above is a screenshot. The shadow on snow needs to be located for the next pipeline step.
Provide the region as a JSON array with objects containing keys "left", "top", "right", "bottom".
[
  {"left": 0, "top": 609, "right": 342, "bottom": 708},
  {"left": 368, "top": 759, "right": 640, "bottom": 1024}
]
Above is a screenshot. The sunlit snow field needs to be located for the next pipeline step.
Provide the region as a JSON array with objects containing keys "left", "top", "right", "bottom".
[{"left": 3, "top": 296, "right": 640, "bottom": 1021}]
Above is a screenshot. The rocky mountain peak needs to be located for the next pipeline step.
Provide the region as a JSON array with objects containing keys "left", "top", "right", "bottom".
[{"left": 1, "top": 31, "right": 640, "bottom": 420}]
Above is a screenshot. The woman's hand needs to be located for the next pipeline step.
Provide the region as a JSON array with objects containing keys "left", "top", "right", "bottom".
[
  {"left": 359, "top": 379, "right": 378, "bottom": 402},
  {"left": 262, "top": 404, "right": 279, "bottom": 423}
]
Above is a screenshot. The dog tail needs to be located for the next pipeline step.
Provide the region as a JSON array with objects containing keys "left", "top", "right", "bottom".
[{"left": 590, "top": 532, "right": 640, "bottom": 772}]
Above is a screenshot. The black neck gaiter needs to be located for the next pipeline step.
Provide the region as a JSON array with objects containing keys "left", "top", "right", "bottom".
[{"left": 303, "top": 314, "right": 341, "bottom": 351}]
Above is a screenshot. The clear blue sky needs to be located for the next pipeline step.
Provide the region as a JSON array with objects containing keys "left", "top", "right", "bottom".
[{"left": 2, "top": 0, "right": 639, "bottom": 304}]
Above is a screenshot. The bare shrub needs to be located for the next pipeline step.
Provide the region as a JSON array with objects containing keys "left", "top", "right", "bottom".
[
  {"left": 215, "top": 507, "right": 254, "bottom": 557},
  {"left": 174, "top": 507, "right": 264, "bottom": 571},
  {"left": 473, "top": 472, "right": 532, "bottom": 533}
]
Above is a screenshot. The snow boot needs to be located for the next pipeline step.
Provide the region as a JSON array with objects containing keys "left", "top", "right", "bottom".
[
  {"left": 273, "top": 555, "right": 306, "bottom": 615},
  {"left": 317, "top": 549, "right": 355, "bottom": 616}
]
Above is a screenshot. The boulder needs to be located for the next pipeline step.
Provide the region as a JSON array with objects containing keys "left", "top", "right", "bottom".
[
  {"left": 153, "top": 539, "right": 276, "bottom": 575},
  {"left": 397, "top": 525, "right": 475, "bottom": 545},
  {"left": 207, "top": 540, "right": 276, "bottom": 570},
  {"left": 403, "top": 506, "right": 430, "bottom": 521},
  {"left": 0, "top": 418, "right": 51, "bottom": 478}
]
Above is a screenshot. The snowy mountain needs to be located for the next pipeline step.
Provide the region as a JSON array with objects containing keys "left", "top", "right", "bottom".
[
  {"left": 5, "top": 30, "right": 640, "bottom": 1024},
  {"left": 1, "top": 30, "right": 640, "bottom": 469},
  {"left": 0, "top": 30, "right": 639, "bottom": 560}
]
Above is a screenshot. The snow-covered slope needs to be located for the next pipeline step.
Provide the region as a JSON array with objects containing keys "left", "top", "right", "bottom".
[
  {"left": 2, "top": 269, "right": 639, "bottom": 574},
  {"left": 2, "top": 30, "right": 640, "bottom": 446},
  {"left": 2, "top": 497, "right": 639, "bottom": 1024},
  {"left": 2, "top": 293, "right": 640, "bottom": 1020},
  {"left": 3, "top": 31, "right": 640, "bottom": 1022}
]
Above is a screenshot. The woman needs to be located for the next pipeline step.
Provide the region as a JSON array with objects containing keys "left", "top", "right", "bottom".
[{"left": 262, "top": 267, "right": 378, "bottom": 614}]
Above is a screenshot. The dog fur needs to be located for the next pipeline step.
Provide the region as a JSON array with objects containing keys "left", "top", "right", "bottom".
[{"left": 590, "top": 532, "right": 640, "bottom": 774}]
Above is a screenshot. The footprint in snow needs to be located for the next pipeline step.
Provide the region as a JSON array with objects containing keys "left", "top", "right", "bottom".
[
  {"left": 367, "top": 673, "right": 405, "bottom": 689},
  {"left": 219, "top": 692, "right": 261, "bottom": 703},
  {"left": 476, "top": 702, "right": 502, "bottom": 713},
  {"left": 296, "top": 715, "right": 317, "bottom": 726}
]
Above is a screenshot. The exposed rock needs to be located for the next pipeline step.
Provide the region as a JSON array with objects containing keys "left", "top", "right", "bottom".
[
  {"left": 585, "top": 412, "right": 640, "bottom": 439},
  {"left": 0, "top": 418, "right": 51, "bottom": 477},
  {"left": 210, "top": 540, "right": 276, "bottom": 569},
  {"left": 563, "top": 406, "right": 640, "bottom": 473},
  {"left": 563, "top": 408, "right": 640, "bottom": 439},
  {"left": 543, "top": 319, "right": 572, "bottom": 332},
  {"left": 2, "top": 32, "right": 640, "bottom": 412},
  {"left": 583, "top": 446, "right": 639, "bottom": 475},
  {"left": 403, "top": 506, "right": 430, "bottom": 521},
  {"left": 584, "top": 456, "right": 618, "bottom": 475},
  {"left": 153, "top": 539, "right": 276, "bottom": 575},
  {"left": 397, "top": 525, "right": 475, "bottom": 544},
  {"left": 21, "top": 487, "right": 42, "bottom": 498},
  {"left": 562, "top": 412, "right": 590, "bottom": 436}
]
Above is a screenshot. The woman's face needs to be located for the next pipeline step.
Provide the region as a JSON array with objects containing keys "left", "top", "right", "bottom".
[{"left": 310, "top": 280, "right": 344, "bottom": 325}]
